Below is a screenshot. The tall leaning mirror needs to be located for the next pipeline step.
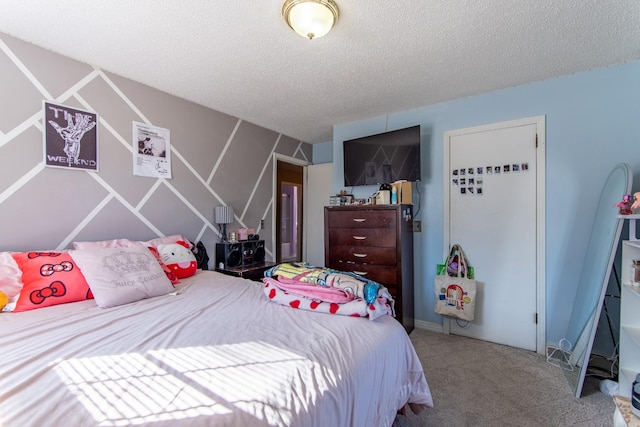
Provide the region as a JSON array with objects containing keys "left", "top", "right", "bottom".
[{"left": 561, "top": 163, "right": 632, "bottom": 397}]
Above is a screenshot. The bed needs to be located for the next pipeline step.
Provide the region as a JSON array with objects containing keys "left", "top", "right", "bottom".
[{"left": 0, "top": 268, "right": 432, "bottom": 426}]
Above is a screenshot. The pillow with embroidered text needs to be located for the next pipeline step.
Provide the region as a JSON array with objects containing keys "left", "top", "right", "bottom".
[
  {"left": 72, "top": 238, "right": 145, "bottom": 250},
  {"left": 11, "top": 251, "right": 92, "bottom": 312},
  {"left": 72, "top": 238, "right": 179, "bottom": 284},
  {"left": 70, "top": 247, "right": 174, "bottom": 308}
]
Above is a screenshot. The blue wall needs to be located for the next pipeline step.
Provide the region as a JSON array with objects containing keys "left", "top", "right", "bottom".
[
  {"left": 331, "top": 60, "right": 640, "bottom": 345},
  {"left": 312, "top": 142, "right": 333, "bottom": 164}
]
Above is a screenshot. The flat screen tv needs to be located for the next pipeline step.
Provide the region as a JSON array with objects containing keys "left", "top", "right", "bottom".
[{"left": 343, "top": 125, "right": 421, "bottom": 187}]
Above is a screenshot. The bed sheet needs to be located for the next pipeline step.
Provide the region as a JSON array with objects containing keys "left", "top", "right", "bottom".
[{"left": 0, "top": 270, "right": 432, "bottom": 427}]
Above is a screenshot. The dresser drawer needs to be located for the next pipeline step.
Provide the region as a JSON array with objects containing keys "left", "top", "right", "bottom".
[
  {"left": 328, "top": 246, "right": 396, "bottom": 265},
  {"left": 327, "top": 209, "right": 396, "bottom": 229},
  {"left": 328, "top": 261, "right": 398, "bottom": 287},
  {"left": 328, "top": 228, "right": 396, "bottom": 247}
]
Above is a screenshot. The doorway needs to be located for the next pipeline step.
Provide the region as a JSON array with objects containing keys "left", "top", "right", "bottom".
[
  {"left": 276, "top": 159, "right": 304, "bottom": 263},
  {"left": 280, "top": 183, "right": 300, "bottom": 262},
  {"left": 443, "top": 116, "right": 546, "bottom": 353}
]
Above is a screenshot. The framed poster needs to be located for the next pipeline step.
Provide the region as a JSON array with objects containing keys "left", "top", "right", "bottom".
[
  {"left": 132, "top": 121, "right": 172, "bottom": 179},
  {"left": 43, "top": 101, "right": 98, "bottom": 171}
]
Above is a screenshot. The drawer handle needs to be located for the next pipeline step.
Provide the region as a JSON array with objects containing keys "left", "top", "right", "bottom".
[
  {"left": 353, "top": 271, "right": 367, "bottom": 276},
  {"left": 352, "top": 235, "right": 367, "bottom": 240},
  {"left": 353, "top": 253, "right": 368, "bottom": 258},
  {"left": 352, "top": 218, "right": 367, "bottom": 223}
]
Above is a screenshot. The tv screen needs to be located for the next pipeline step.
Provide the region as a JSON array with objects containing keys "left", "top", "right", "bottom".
[{"left": 343, "top": 125, "right": 421, "bottom": 187}]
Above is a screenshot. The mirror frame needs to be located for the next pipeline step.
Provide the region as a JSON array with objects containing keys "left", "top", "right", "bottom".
[{"left": 562, "top": 163, "right": 632, "bottom": 397}]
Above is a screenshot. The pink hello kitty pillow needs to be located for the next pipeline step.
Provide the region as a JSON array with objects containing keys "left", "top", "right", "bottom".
[{"left": 156, "top": 241, "right": 197, "bottom": 279}]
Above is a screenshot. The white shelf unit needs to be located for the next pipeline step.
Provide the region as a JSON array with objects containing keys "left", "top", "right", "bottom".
[
  {"left": 619, "top": 239, "right": 640, "bottom": 398},
  {"left": 618, "top": 213, "right": 640, "bottom": 241}
]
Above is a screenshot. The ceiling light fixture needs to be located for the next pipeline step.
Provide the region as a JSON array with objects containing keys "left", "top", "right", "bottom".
[{"left": 282, "top": 0, "right": 339, "bottom": 40}]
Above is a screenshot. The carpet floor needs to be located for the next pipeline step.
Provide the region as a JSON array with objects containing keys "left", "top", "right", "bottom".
[{"left": 394, "top": 328, "right": 616, "bottom": 426}]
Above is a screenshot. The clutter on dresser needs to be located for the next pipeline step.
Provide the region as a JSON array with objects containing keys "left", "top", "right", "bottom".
[
  {"left": 374, "top": 181, "right": 412, "bottom": 205},
  {"left": 327, "top": 181, "right": 413, "bottom": 207},
  {"left": 329, "top": 192, "right": 354, "bottom": 206},
  {"left": 375, "top": 183, "right": 392, "bottom": 204},
  {"left": 236, "top": 228, "right": 256, "bottom": 241},
  {"left": 391, "top": 180, "right": 413, "bottom": 204}
]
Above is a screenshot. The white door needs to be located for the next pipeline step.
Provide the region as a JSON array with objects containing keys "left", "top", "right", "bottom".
[
  {"left": 303, "top": 163, "right": 333, "bottom": 267},
  {"left": 443, "top": 116, "right": 545, "bottom": 352}
]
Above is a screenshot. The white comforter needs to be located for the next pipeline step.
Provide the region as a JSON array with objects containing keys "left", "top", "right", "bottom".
[{"left": 0, "top": 271, "right": 432, "bottom": 427}]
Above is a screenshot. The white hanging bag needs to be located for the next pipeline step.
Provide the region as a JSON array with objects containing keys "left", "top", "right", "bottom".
[{"left": 434, "top": 244, "right": 477, "bottom": 321}]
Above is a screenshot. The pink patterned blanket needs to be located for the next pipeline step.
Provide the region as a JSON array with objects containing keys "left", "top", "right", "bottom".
[{"left": 262, "top": 263, "right": 394, "bottom": 320}]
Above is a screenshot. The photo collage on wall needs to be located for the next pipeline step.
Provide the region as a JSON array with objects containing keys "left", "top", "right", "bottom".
[{"left": 451, "top": 162, "right": 529, "bottom": 196}]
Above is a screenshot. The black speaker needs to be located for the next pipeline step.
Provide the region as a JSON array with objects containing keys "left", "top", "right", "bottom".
[
  {"left": 253, "top": 240, "right": 265, "bottom": 263},
  {"left": 216, "top": 242, "right": 242, "bottom": 268},
  {"left": 240, "top": 240, "right": 265, "bottom": 266},
  {"left": 241, "top": 241, "right": 255, "bottom": 266}
]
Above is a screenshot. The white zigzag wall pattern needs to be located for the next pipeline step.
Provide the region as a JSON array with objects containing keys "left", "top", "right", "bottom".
[{"left": 0, "top": 32, "right": 312, "bottom": 265}]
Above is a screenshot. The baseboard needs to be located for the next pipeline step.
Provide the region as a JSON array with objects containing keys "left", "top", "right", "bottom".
[{"left": 414, "top": 319, "right": 443, "bottom": 333}]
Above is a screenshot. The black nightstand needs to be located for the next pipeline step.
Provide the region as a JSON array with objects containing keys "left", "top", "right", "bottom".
[{"left": 215, "top": 261, "right": 278, "bottom": 281}]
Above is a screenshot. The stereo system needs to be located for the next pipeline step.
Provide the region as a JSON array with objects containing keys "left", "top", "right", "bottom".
[{"left": 216, "top": 240, "right": 265, "bottom": 269}]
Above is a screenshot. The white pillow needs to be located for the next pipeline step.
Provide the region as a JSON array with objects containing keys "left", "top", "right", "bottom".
[
  {"left": 73, "top": 235, "right": 189, "bottom": 251},
  {"left": 73, "top": 238, "right": 145, "bottom": 250},
  {"left": 69, "top": 247, "right": 174, "bottom": 308}
]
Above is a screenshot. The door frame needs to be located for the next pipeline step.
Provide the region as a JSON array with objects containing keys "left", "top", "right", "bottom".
[
  {"left": 272, "top": 154, "right": 309, "bottom": 263},
  {"left": 443, "top": 115, "right": 546, "bottom": 354}
]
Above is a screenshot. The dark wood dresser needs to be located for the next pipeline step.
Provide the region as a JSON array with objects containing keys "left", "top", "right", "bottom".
[{"left": 324, "top": 204, "right": 414, "bottom": 333}]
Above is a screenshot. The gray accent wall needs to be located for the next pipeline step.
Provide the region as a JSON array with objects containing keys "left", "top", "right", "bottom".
[{"left": 0, "top": 33, "right": 312, "bottom": 266}]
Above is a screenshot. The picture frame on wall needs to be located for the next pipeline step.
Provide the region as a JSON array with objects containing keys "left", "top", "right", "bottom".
[
  {"left": 132, "top": 121, "right": 172, "bottom": 179},
  {"left": 43, "top": 101, "right": 99, "bottom": 171}
]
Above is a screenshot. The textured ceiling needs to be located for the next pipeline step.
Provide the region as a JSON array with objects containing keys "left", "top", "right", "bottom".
[{"left": 1, "top": 1, "right": 639, "bottom": 143}]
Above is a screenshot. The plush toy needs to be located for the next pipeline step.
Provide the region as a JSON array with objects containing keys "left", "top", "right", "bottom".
[
  {"left": 0, "top": 291, "right": 8, "bottom": 311},
  {"left": 615, "top": 194, "right": 634, "bottom": 215},
  {"left": 157, "top": 241, "right": 198, "bottom": 279}
]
